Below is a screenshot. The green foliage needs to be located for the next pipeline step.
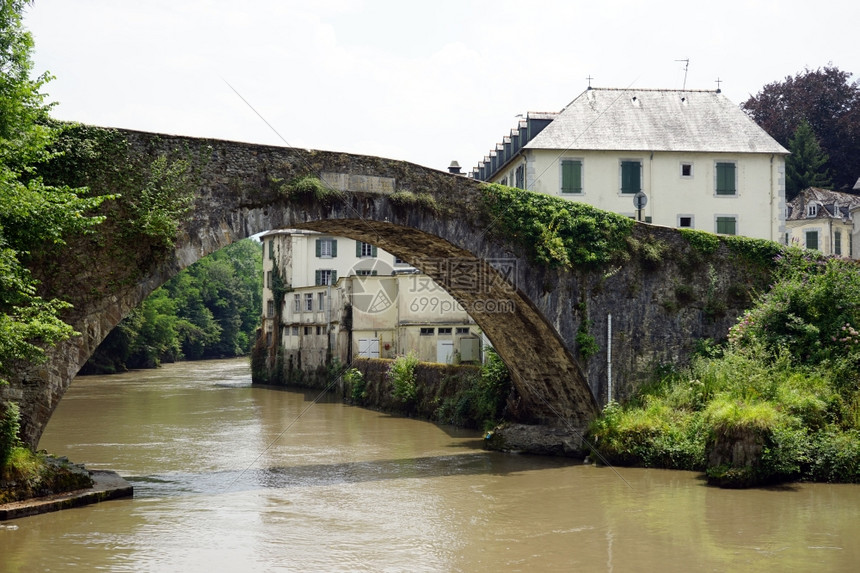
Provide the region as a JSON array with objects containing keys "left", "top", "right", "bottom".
[
  {"left": 0, "top": 400, "right": 20, "bottom": 467},
  {"left": 281, "top": 175, "right": 345, "bottom": 203},
  {"left": 82, "top": 239, "right": 263, "bottom": 373},
  {"left": 480, "top": 183, "right": 634, "bottom": 268},
  {"left": 126, "top": 154, "right": 194, "bottom": 249},
  {"left": 679, "top": 228, "right": 720, "bottom": 254},
  {"left": 785, "top": 119, "right": 832, "bottom": 197},
  {"left": 344, "top": 367, "right": 367, "bottom": 404},
  {"left": 435, "top": 347, "right": 512, "bottom": 430},
  {"left": 389, "top": 190, "right": 439, "bottom": 212},
  {"left": 728, "top": 257, "right": 860, "bottom": 367},
  {"left": 388, "top": 352, "right": 418, "bottom": 403},
  {"left": 742, "top": 65, "right": 860, "bottom": 192},
  {"left": 0, "top": 1, "right": 112, "bottom": 386},
  {"left": 575, "top": 302, "right": 599, "bottom": 360}
]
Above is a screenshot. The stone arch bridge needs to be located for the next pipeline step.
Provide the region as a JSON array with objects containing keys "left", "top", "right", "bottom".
[{"left": 6, "top": 128, "right": 772, "bottom": 449}]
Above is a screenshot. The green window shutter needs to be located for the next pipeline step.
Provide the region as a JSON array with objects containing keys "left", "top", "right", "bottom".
[
  {"left": 268, "top": 240, "right": 274, "bottom": 259},
  {"left": 315, "top": 239, "right": 321, "bottom": 257},
  {"left": 356, "top": 240, "right": 362, "bottom": 257},
  {"left": 621, "top": 161, "right": 640, "bottom": 194},
  {"left": 716, "top": 163, "right": 736, "bottom": 195},
  {"left": 835, "top": 231, "right": 842, "bottom": 255},
  {"left": 331, "top": 271, "right": 338, "bottom": 283},
  {"left": 561, "top": 160, "right": 582, "bottom": 193},
  {"left": 806, "top": 231, "right": 819, "bottom": 251},
  {"left": 315, "top": 270, "right": 321, "bottom": 285},
  {"left": 371, "top": 245, "right": 378, "bottom": 257},
  {"left": 716, "top": 217, "right": 737, "bottom": 235},
  {"left": 331, "top": 240, "right": 337, "bottom": 257}
]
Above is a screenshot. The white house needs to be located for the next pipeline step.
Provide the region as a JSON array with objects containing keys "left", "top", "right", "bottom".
[
  {"left": 785, "top": 187, "right": 860, "bottom": 257},
  {"left": 472, "top": 87, "right": 789, "bottom": 241}
]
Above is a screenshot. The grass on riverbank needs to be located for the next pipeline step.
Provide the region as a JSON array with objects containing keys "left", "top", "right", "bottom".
[
  {"left": 1, "top": 447, "right": 94, "bottom": 504},
  {"left": 588, "top": 252, "right": 860, "bottom": 485}
]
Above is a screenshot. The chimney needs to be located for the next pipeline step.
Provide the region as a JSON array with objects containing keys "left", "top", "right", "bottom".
[{"left": 448, "top": 160, "right": 462, "bottom": 175}]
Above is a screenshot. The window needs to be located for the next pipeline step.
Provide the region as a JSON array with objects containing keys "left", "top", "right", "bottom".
[
  {"left": 293, "top": 294, "right": 300, "bottom": 312},
  {"left": 315, "top": 238, "right": 337, "bottom": 258},
  {"left": 835, "top": 231, "right": 842, "bottom": 256},
  {"left": 515, "top": 165, "right": 525, "bottom": 189},
  {"left": 561, "top": 159, "right": 582, "bottom": 194},
  {"left": 420, "top": 327, "right": 435, "bottom": 336},
  {"left": 807, "top": 204, "right": 818, "bottom": 217},
  {"left": 266, "top": 300, "right": 275, "bottom": 317},
  {"left": 318, "top": 292, "right": 326, "bottom": 311},
  {"left": 356, "top": 270, "right": 378, "bottom": 276},
  {"left": 715, "top": 162, "right": 737, "bottom": 195},
  {"left": 715, "top": 216, "right": 737, "bottom": 235},
  {"left": 456, "top": 327, "right": 470, "bottom": 335},
  {"left": 394, "top": 256, "right": 407, "bottom": 265},
  {"left": 266, "top": 271, "right": 272, "bottom": 289},
  {"left": 268, "top": 239, "right": 274, "bottom": 260},
  {"left": 806, "top": 230, "right": 819, "bottom": 251},
  {"left": 315, "top": 269, "right": 337, "bottom": 286},
  {"left": 304, "top": 326, "right": 311, "bottom": 336},
  {"left": 291, "top": 326, "right": 299, "bottom": 336},
  {"left": 851, "top": 234, "right": 854, "bottom": 258},
  {"left": 620, "top": 160, "right": 641, "bottom": 194},
  {"left": 356, "top": 241, "right": 377, "bottom": 258},
  {"left": 681, "top": 162, "right": 693, "bottom": 178},
  {"left": 437, "top": 327, "right": 452, "bottom": 335},
  {"left": 678, "top": 216, "right": 693, "bottom": 228},
  {"left": 500, "top": 176, "right": 508, "bottom": 186},
  {"left": 316, "top": 326, "right": 322, "bottom": 335},
  {"left": 305, "top": 293, "right": 314, "bottom": 312}
]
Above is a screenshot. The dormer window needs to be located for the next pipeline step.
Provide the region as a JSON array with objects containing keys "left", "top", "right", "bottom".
[{"left": 807, "top": 203, "right": 818, "bottom": 217}]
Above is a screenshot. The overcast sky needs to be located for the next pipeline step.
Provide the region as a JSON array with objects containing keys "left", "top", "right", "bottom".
[{"left": 24, "top": 0, "right": 860, "bottom": 174}]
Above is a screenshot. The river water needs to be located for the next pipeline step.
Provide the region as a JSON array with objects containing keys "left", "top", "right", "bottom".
[{"left": 1, "top": 358, "right": 859, "bottom": 572}]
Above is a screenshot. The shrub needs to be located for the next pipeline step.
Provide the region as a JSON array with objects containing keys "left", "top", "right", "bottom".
[
  {"left": 0, "top": 401, "right": 21, "bottom": 468},
  {"left": 388, "top": 352, "right": 419, "bottom": 403},
  {"left": 344, "top": 368, "right": 367, "bottom": 404}
]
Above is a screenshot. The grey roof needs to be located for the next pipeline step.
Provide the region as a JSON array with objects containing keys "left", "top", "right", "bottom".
[
  {"left": 785, "top": 187, "right": 860, "bottom": 221},
  {"left": 525, "top": 88, "right": 788, "bottom": 154}
]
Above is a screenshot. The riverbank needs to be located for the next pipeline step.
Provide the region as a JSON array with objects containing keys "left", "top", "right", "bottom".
[{"left": 0, "top": 470, "right": 132, "bottom": 520}]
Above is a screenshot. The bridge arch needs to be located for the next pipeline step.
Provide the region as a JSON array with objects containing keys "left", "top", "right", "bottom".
[{"left": 7, "top": 128, "right": 770, "bottom": 449}]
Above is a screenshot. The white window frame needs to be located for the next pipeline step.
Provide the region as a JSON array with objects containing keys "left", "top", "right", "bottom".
[
  {"left": 677, "top": 214, "right": 695, "bottom": 229},
  {"left": 319, "top": 238, "right": 334, "bottom": 258},
  {"left": 680, "top": 162, "right": 694, "bottom": 179},
  {"left": 293, "top": 294, "right": 300, "bottom": 313},
  {"left": 304, "top": 293, "right": 313, "bottom": 312}
]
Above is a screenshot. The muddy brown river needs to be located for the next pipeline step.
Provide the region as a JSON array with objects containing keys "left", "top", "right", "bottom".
[{"left": 1, "top": 358, "right": 858, "bottom": 571}]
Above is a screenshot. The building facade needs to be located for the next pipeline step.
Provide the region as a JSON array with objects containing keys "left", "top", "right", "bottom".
[
  {"left": 259, "top": 230, "right": 481, "bottom": 384},
  {"left": 472, "top": 88, "right": 788, "bottom": 241},
  {"left": 785, "top": 187, "right": 860, "bottom": 257}
]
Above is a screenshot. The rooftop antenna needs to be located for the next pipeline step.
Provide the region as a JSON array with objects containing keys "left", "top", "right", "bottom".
[{"left": 675, "top": 59, "right": 689, "bottom": 90}]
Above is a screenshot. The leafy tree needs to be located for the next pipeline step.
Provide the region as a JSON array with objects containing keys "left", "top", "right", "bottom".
[
  {"left": 82, "top": 238, "right": 263, "bottom": 372},
  {"left": 742, "top": 66, "right": 860, "bottom": 191},
  {"left": 785, "top": 119, "right": 832, "bottom": 198},
  {"left": 0, "top": 0, "right": 110, "bottom": 385}
]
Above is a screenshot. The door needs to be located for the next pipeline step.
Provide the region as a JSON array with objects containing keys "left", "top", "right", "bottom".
[{"left": 437, "top": 340, "right": 454, "bottom": 364}]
